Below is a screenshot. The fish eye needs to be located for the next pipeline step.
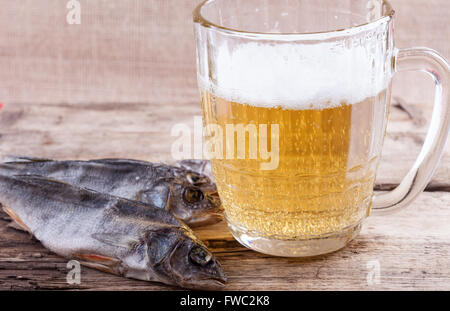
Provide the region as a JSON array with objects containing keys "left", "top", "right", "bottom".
[
  {"left": 183, "top": 187, "right": 204, "bottom": 204},
  {"left": 189, "top": 246, "right": 212, "bottom": 266},
  {"left": 186, "top": 173, "right": 203, "bottom": 185}
]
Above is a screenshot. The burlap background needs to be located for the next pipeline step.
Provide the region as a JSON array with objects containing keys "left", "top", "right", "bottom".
[{"left": 0, "top": 0, "right": 448, "bottom": 105}]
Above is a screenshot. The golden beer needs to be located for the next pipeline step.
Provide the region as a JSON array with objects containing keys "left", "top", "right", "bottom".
[{"left": 201, "top": 89, "right": 390, "bottom": 239}]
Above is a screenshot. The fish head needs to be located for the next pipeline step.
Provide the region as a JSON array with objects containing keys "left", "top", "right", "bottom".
[
  {"left": 161, "top": 167, "right": 222, "bottom": 226},
  {"left": 138, "top": 169, "right": 222, "bottom": 226},
  {"left": 169, "top": 181, "right": 223, "bottom": 227},
  {"left": 147, "top": 228, "right": 226, "bottom": 290}
]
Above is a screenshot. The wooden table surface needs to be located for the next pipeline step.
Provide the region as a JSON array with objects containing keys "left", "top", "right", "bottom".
[
  {"left": 0, "top": 0, "right": 449, "bottom": 290},
  {"left": 0, "top": 98, "right": 449, "bottom": 291}
]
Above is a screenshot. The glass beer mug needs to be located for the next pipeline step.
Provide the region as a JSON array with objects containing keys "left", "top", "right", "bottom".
[{"left": 193, "top": 0, "right": 450, "bottom": 256}]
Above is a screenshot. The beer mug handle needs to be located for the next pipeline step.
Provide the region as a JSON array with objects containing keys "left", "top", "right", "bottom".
[{"left": 373, "top": 47, "right": 450, "bottom": 214}]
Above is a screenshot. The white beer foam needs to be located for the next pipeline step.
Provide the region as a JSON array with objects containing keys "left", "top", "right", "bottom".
[{"left": 202, "top": 42, "right": 388, "bottom": 110}]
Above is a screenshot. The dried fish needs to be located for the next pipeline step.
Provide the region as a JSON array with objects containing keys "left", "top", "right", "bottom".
[
  {"left": 0, "top": 174, "right": 226, "bottom": 290},
  {"left": 0, "top": 157, "right": 222, "bottom": 227}
]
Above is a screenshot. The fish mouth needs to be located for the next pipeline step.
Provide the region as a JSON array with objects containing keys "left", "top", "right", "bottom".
[
  {"left": 206, "top": 193, "right": 223, "bottom": 210},
  {"left": 178, "top": 261, "right": 227, "bottom": 290},
  {"left": 212, "top": 206, "right": 224, "bottom": 215},
  {"left": 206, "top": 278, "right": 227, "bottom": 290},
  {"left": 209, "top": 210, "right": 225, "bottom": 222},
  {"left": 187, "top": 276, "right": 227, "bottom": 291},
  {"left": 188, "top": 212, "right": 224, "bottom": 227}
]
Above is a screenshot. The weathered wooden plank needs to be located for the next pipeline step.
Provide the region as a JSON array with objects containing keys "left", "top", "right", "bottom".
[
  {"left": 1, "top": 100, "right": 448, "bottom": 189},
  {"left": 0, "top": 97, "right": 439, "bottom": 134},
  {"left": 0, "top": 191, "right": 449, "bottom": 290}
]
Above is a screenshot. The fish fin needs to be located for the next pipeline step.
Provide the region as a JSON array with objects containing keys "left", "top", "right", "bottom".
[
  {"left": 9, "top": 174, "right": 75, "bottom": 188},
  {"left": 177, "top": 159, "right": 208, "bottom": 172},
  {"left": 91, "top": 233, "right": 141, "bottom": 251},
  {"left": 7, "top": 220, "right": 29, "bottom": 232},
  {"left": 78, "top": 261, "right": 119, "bottom": 275},
  {"left": 75, "top": 253, "right": 120, "bottom": 264},
  {"left": 89, "top": 158, "right": 150, "bottom": 165},
  {"left": 1, "top": 205, "right": 32, "bottom": 234},
  {"left": 2, "top": 155, "right": 53, "bottom": 164},
  {"left": 11, "top": 174, "right": 103, "bottom": 194},
  {"left": 74, "top": 254, "right": 121, "bottom": 275},
  {"left": 165, "top": 184, "right": 175, "bottom": 214}
]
